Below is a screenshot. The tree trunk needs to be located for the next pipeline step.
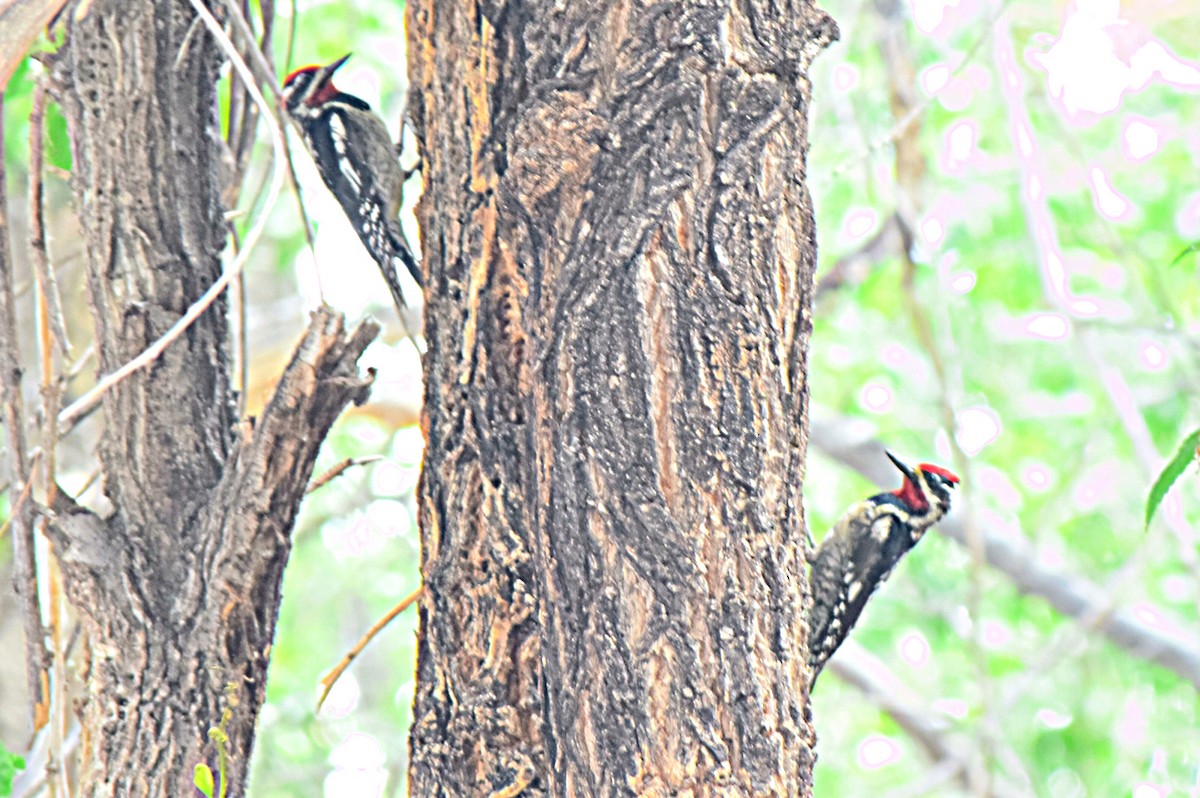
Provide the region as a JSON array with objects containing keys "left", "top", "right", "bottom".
[
  {"left": 38, "top": 2, "right": 378, "bottom": 794},
  {"left": 407, "top": 2, "right": 837, "bottom": 795}
]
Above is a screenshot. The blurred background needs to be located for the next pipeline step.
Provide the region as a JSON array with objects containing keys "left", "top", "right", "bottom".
[{"left": 1, "top": 0, "right": 1197, "bottom": 795}]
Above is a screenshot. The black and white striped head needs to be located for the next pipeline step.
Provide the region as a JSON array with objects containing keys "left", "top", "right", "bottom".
[
  {"left": 282, "top": 53, "right": 352, "bottom": 119},
  {"left": 887, "top": 451, "right": 959, "bottom": 529}
]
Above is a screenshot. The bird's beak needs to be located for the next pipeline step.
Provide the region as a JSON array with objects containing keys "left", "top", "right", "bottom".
[
  {"left": 325, "top": 53, "right": 352, "bottom": 76},
  {"left": 886, "top": 450, "right": 919, "bottom": 484}
]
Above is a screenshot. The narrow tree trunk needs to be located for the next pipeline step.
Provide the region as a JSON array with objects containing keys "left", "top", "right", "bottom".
[
  {"left": 41, "top": 2, "right": 379, "bottom": 794},
  {"left": 407, "top": 2, "right": 837, "bottom": 795}
]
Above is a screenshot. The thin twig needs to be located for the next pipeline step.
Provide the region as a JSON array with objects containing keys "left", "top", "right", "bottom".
[
  {"left": 56, "top": 0, "right": 288, "bottom": 433},
  {"left": 0, "top": 95, "right": 52, "bottom": 733},
  {"left": 32, "top": 79, "right": 73, "bottom": 796},
  {"left": 316, "top": 587, "right": 422, "bottom": 712},
  {"left": 306, "top": 455, "right": 385, "bottom": 494},
  {"left": 284, "top": 0, "right": 297, "bottom": 74},
  {"left": 0, "top": 450, "right": 41, "bottom": 541},
  {"left": 29, "top": 82, "right": 72, "bottom": 360}
]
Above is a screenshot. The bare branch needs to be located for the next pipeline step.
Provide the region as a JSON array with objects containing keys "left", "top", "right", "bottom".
[
  {"left": 29, "top": 81, "right": 72, "bottom": 360},
  {"left": 316, "top": 587, "right": 421, "bottom": 711},
  {"left": 0, "top": 95, "right": 51, "bottom": 731},
  {"left": 307, "top": 455, "right": 385, "bottom": 494}
]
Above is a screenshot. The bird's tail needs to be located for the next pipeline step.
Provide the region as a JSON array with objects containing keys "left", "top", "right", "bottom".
[{"left": 377, "top": 229, "right": 423, "bottom": 349}]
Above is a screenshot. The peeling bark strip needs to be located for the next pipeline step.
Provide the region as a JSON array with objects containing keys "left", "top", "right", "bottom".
[
  {"left": 409, "top": 2, "right": 837, "bottom": 795},
  {"left": 46, "top": 1, "right": 380, "bottom": 795}
]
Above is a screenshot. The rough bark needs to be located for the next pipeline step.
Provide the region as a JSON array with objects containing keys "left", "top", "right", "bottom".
[
  {"left": 408, "top": 2, "right": 837, "bottom": 795},
  {"left": 39, "top": 1, "right": 380, "bottom": 794}
]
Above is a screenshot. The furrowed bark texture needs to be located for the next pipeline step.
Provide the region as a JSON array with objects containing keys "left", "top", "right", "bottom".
[
  {"left": 46, "top": 2, "right": 380, "bottom": 794},
  {"left": 408, "top": 2, "right": 837, "bottom": 795}
]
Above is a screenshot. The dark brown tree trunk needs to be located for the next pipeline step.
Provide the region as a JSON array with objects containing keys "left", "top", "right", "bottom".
[
  {"left": 31, "top": 2, "right": 379, "bottom": 794},
  {"left": 407, "top": 2, "right": 837, "bottom": 795}
]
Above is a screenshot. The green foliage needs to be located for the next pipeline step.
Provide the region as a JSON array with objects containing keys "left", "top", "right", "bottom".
[
  {"left": 1144, "top": 429, "right": 1199, "bottom": 530},
  {"left": 193, "top": 764, "right": 216, "bottom": 798},
  {"left": 806, "top": 0, "right": 1200, "bottom": 794},
  {"left": 22, "top": 0, "right": 1175, "bottom": 794},
  {"left": 0, "top": 743, "right": 25, "bottom": 797}
]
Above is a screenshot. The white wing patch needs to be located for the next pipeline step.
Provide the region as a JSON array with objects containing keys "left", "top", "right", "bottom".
[
  {"left": 329, "top": 114, "right": 363, "bottom": 194},
  {"left": 870, "top": 515, "right": 893, "bottom": 543}
]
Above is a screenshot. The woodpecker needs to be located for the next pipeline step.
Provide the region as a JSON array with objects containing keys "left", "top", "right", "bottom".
[
  {"left": 807, "top": 451, "right": 959, "bottom": 688},
  {"left": 282, "top": 54, "right": 422, "bottom": 327}
]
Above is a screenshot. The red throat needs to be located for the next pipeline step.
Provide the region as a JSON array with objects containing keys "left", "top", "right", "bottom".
[
  {"left": 309, "top": 80, "right": 339, "bottom": 105},
  {"left": 892, "top": 479, "right": 929, "bottom": 512}
]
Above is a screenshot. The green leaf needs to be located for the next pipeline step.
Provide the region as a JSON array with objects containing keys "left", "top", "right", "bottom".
[
  {"left": 193, "top": 764, "right": 215, "bottom": 798},
  {"left": 0, "top": 745, "right": 26, "bottom": 797},
  {"left": 1145, "top": 429, "right": 1200, "bottom": 531},
  {"left": 1169, "top": 242, "right": 1200, "bottom": 268}
]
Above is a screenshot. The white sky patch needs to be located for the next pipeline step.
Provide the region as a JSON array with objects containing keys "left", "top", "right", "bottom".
[
  {"left": 325, "top": 733, "right": 387, "bottom": 798},
  {"left": 826, "top": 343, "right": 854, "bottom": 363},
  {"left": 1039, "top": 249, "right": 1068, "bottom": 306},
  {"left": 1071, "top": 461, "right": 1120, "bottom": 511},
  {"left": 977, "top": 467, "right": 1021, "bottom": 508},
  {"left": 933, "top": 698, "right": 969, "bottom": 719},
  {"left": 860, "top": 383, "right": 894, "bottom": 413},
  {"left": 833, "top": 63, "right": 860, "bottom": 92},
  {"left": 1115, "top": 696, "right": 1148, "bottom": 746},
  {"left": 922, "top": 63, "right": 950, "bottom": 94},
  {"left": 1035, "top": 707, "right": 1073, "bottom": 730},
  {"left": 1069, "top": 296, "right": 1101, "bottom": 316},
  {"left": 366, "top": 499, "right": 411, "bottom": 538},
  {"left": 1159, "top": 492, "right": 1185, "bottom": 530},
  {"left": 1089, "top": 166, "right": 1132, "bottom": 221},
  {"left": 1023, "top": 313, "right": 1070, "bottom": 340},
  {"left": 842, "top": 207, "right": 879, "bottom": 242},
  {"left": 945, "top": 121, "right": 977, "bottom": 167},
  {"left": 909, "top": 0, "right": 944, "bottom": 34},
  {"left": 1014, "top": 120, "right": 1034, "bottom": 158},
  {"left": 360, "top": 338, "right": 425, "bottom": 407},
  {"left": 949, "top": 271, "right": 976, "bottom": 294},
  {"left": 955, "top": 406, "right": 1001, "bottom": 454},
  {"left": 1029, "top": 0, "right": 1200, "bottom": 120},
  {"left": 370, "top": 460, "right": 409, "bottom": 496},
  {"left": 1138, "top": 341, "right": 1167, "bottom": 370},
  {"left": 1020, "top": 462, "right": 1054, "bottom": 492},
  {"left": 1025, "top": 172, "right": 1043, "bottom": 202},
  {"left": 1132, "top": 783, "right": 1168, "bottom": 798},
  {"left": 920, "top": 215, "right": 945, "bottom": 247},
  {"left": 858, "top": 735, "right": 902, "bottom": 769},
  {"left": 1130, "top": 603, "right": 1169, "bottom": 632},
  {"left": 1161, "top": 575, "right": 1192, "bottom": 603},
  {"left": 934, "top": 429, "right": 954, "bottom": 462},
  {"left": 1174, "top": 191, "right": 1200, "bottom": 237},
  {"left": 318, "top": 673, "right": 361, "bottom": 720},
  {"left": 391, "top": 425, "right": 427, "bottom": 464},
  {"left": 1123, "top": 119, "right": 1161, "bottom": 161},
  {"left": 881, "top": 344, "right": 919, "bottom": 371},
  {"left": 898, "top": 632, "right": 930, "bottom": 666},
  {"left": 980, "top": 619, "right": 1012, "bottom": 649},
  {"left": 322, "top": 514, "right": 388, "bottom": 559}
]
